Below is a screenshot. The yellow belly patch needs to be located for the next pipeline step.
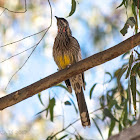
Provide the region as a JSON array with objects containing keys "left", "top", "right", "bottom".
[{"left": 57, "top": 55, "right": 71, "bottom": 69}]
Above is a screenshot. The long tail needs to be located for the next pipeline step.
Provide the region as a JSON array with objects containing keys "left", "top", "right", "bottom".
[{"left": 75, "top": 87, "right": 91, "bottom": 127}]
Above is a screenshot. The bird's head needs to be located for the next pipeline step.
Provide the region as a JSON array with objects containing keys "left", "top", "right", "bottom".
[{"left": 55, "top": 16, "right": 72, "bottom": 35}]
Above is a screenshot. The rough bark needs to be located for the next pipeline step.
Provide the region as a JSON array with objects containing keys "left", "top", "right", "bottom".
[{"left": 108, "top": 118, "right": 140, "bottom": 140}]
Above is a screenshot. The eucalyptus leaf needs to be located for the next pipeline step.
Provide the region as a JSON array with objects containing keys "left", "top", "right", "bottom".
[
  {"left": 130, "top": 75, "right": 136, "bottom": 115},
  {"left": 105, "top": 72, "right": 113, "bottom": 83},
  {"left": 38, "top": 92, "right": 44, "bottom": 106},
  {"left": 103, "top": 108, "right": 119, "bottom": 122},
  {"left": 108, "top": 120, "right": 115, "bottom": 137},
  {"left": 89, "top": 83, "right": 97, "bottom": 99},
  {"left": 49, "top": 98, "right": 56, "bottom": 121},
  {"left": 59, "top": 134, "right": 68, "bottom": 140},
  {"left": 92, "top": 118, "right": 104, "bottom": 140},
  {"left": 125, "top": 52, "right": 134, "bottom": 79},
  {"left": 68, "top": 0, "right": 76, "bottom": 17},
  {"left": 64, "top": 101, "right": 71, "bottom": 105}
]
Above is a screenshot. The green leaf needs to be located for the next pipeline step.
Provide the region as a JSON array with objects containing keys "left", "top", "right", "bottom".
[
  {"left": 108, "top": 100, "right": 117, "bottom": 110},
  {"left": 100, "top": 95, "right": 105, "bottom": 108},
  {"left": 46, "top": 136, "right": 52, "bottom": 140},
  {"left": 35, "top": 108, "right": 48, "bottom": 116},
  {"left": 70, "top": 98, "right": 78, "bottom": 114},
  {"left": 132, "top": 2, "right": 138, "bottom": 33},
  {"left": 58, "top": 134, "right": 68, "bottom": 140},
  {"left": 127, "top": 81, "right": 131, "bottom": 114},
  {"left": 134, "top": 49, "right": 140, "bottom": 59},
  {"left": 92, "top": 118, "right": 104, "bottom": 140},
  {"left": 115, "top": 103, "right": 123, "bottom": 110},
  {"left": 68, "top": 0, "right": 76, "bottom": 17},
  {"left": 116, "top": 0, "right": 126, "bottom": 9},
  {"left": 56, "top": 84, "right": 69, "bottom": 92},
  {"left": 49, "top": 98, "right": 56, "bottom": 121},
  {"left": 120, "top": 25, "right": 128, "bottom": 36},
  {"left": 75, "top": 135, "right": 84, "bottom": 140},
  {"left": 122, "top": 51, "right": 130, "bottom": 59},
  {"left": 125, "top": 52, "right": 134, "bottom": 79},
  {"left": 64, "top": 101, "right": 71, "bottom": 105},
  {"left": 89, "top": 83, "right": 97, "bottom": 99},
  {"left": 123, "top": 101, "right": 128, "bottom": 127},
  {"left": 103, "top": 108, "right": 119, "bottom": 122},
  {"left": 119, "top": 122, "right": 122, "bottom": 132},
  {"left": 108, "top": 120, "right": 115, "bottom": 137},
  {"left": 105, "top": 72, "right": 113, "bottom": 83},
  {"left": 117, "top": 67, "right": 128, "bottom": 88},
  {"left": 120, "top": 17, "right": 136, "bottom": 36},
  {"left": 38, "top": 92, "right": 44, "bottom": 106},
  {"left": 133, "top": 0, "right": 140, "bottom": 9},
  {"left": 126, "top": 17, "right": 136, "bottom": 28},
  {"left": 130, "top": 74, "right": 136, "bottom": 116},
  {"left": 134, "top": 62, "right": 140, "bottom": 78},
  {"left": 137, "top": 90, "right": 140, "bottom": 95}
]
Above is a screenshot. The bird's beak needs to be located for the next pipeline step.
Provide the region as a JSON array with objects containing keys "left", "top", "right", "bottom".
[{"left": 55, "top": 16, "right": 58, "bottom": 20}]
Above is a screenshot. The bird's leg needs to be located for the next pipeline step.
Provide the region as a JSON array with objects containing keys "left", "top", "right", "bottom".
[{"left": 66, "top": 64, "right": 71, "bottom": 68}]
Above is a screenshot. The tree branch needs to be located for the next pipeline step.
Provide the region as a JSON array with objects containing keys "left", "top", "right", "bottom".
[
  {"left": 0, "top": 33, "right": 140, "bottom": 110},
  {"left": 108, "top": 117, "right": 140, "bottom": 140}
]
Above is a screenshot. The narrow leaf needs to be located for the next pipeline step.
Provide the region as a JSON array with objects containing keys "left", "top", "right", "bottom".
[
  {"left": 121, "top": 51, "right": 130, "bottom": 59},
  {"left": 130, "top": 75, "right": 136, "bottom": 116},
  {"left": 119, "top": 122, "right": 122, "bottom": 132},
  {"left": 35, "top": 108, "right": 48, "bottom": 116},
  {"left": 134, "top": 49, "right": 140, "bottom": 59},
  {"left": 56, "top": 84, "right": 69, "bottom": 92},
  {"left": 49, "top": 98, "right": 56, "bottom": 121},
  {"left": 127, "top": 80, "right": 131, "bottom": 115},
  {"left": 117, "top": 67, "right": 127, "bottom": 88},
  {"left": 133, "top": 0, "right": 140, "bottom": 9},
  {"left": 103, "top": 108, "right": 119, "bottom": 122},
  {"left": 68, "top": 0, "right": 76, "bottom": 17},
  {"left": 64, "top": 101, "right": 71, "bottom": 105},
  {"left": 89, "top": 83, "right": 97, "bottom": 99},
  {"left": 120, "top": 17, "right": 136, "bottom": 36},
  {"left": 70, "top": 98, "right": 78, "bottom": 114},
  {"left": 59, "top": 134, "right": 68, "bottom": 140},
  {"left": 123, "top": 101, "right": 128, "bottom": 127},
  {"left": 116, "top": 0, "right": 126, "bottom": 9},
  {"left": 105, "top": 72, "right": 113, "bottom": 83},
  {"left": 108, "top": 100, "right": 117, "bottom": 110},
  {"left": 38, "top": 92, "right": 44, "bottom": 106},
  {"left": 92, "top": 118, "right": 104, "bottom": 140},
  {"left": 125, "top": 52, "right": 133, "bottom": 79},
  {"left": 100, "top": 95, "right": 105, "bottom": 108},
  {"left": 108, "top": 120, "right": 115, "bottom": 137}
]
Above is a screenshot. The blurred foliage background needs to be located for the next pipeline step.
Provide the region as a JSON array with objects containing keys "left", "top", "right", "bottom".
[{"left": 0, "top": 0, "right": 140, "bottom": 140}]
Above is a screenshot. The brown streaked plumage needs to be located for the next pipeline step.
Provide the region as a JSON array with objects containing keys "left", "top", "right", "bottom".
[{"left": 53, "top": 16, "right": 90, "bottom": 127}]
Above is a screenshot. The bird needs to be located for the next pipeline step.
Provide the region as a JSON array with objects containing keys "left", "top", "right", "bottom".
[{"left": 53, "top": 16, "right": 91, "bottom": 127}]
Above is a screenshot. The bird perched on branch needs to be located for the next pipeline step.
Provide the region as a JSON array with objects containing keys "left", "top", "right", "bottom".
[{"left": 53, "top": 16, "right": 90, "bottom": 127}]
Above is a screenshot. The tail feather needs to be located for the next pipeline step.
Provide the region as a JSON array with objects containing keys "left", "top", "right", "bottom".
[{"left": 75, "top": 88, "right": 91, "bottom": 127}]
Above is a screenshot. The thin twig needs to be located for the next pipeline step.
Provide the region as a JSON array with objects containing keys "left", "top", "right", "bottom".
[
  {"left": 0, "top": 46, "right": 35, "bottom": 63},
  {"left": 5, "top": 0, "right": 53, "bottom": 89},
  {"left": 50, "top": 107, "right": 102, "bottom": 139},
  {"left": 0, "top": 8, "right": 6, "bottom": 17},
  {"left": 0, "top": 28, "right": 47, "bottom": 48},
  {"left": 0, "top": 0, "right": 27, "bottom": 13}
]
